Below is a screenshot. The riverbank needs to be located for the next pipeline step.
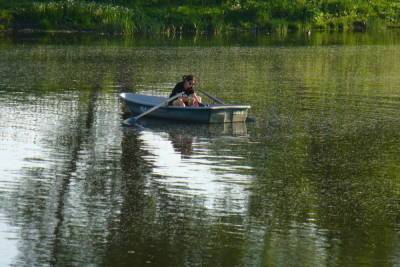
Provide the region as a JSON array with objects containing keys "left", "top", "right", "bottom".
[{"left": 0, "top": 1, "right": 399, "bottom": 35}]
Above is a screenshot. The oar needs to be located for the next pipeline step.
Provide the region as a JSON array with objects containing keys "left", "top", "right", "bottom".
[
  {"left": 198, "top": 89, "right": 225, "bottom": 104},
  {"left": 198, "top": 89, "right": 256, "bottom": 122},
  {"left": 132, "top": 92, "right": 183, "bottom": 122}
]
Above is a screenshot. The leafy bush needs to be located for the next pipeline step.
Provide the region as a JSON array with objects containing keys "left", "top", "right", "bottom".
[
  {"left": 0, "top": 0, "right": 398, "bottom": 34},
  {"left": 12, "top": 1, "right": 138, "bottom": 34}
]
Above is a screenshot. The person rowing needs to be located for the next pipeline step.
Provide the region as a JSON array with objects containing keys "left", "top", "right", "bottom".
[{"left": 169, "top": 75, "right": 202, "bottom": 107}]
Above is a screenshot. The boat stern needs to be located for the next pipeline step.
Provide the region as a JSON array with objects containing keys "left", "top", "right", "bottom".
[
  {"left": 209, "top": 106, "right": 250, "bottom": 123},
  {"left": 119, "top": 93, "right": 131, "bottom": 115},
  {"left": 119, "top": 92, "right": 128, "bottom": 100}
]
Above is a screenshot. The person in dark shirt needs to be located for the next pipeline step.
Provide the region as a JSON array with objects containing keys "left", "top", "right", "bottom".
[{"left": 169, "top": 75, "right": 202, "bottom": 107}]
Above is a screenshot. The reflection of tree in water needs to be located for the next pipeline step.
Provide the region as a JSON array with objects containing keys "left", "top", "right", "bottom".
[
  {"left": 1, "top": 85, "right": 99, "bottom": 265},
  {"left": 104, "top": 129, "right": 202, "bottom": 266},
  {"left": 245, "top": 117, "right": 400, "bottom": 266},
  {"left": 102, "top": 127, "right": 254, "bottom": 267},
  {"left": 4, "top": 83, "right": 123, "bottom": 266},
  {"left": 50, "top": 84, "right": 100, "bottom": 266},
  {"left": 305, "top": 121, "right": 400, "bottom": 266}
]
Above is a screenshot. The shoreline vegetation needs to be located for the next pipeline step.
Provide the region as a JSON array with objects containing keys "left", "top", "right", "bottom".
[{"left": 0, "top": 1, "right": 399, "bottom": 35}]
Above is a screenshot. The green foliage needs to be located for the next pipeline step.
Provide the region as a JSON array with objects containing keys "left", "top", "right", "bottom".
[
  {"left": 9, "top": 0, "right": 140, "bottom": 34},
  {"left": 0, "top": 0, "right": 398, "bottom": 34},
  {"left": 0, "top": 9, "right": 12, "bottom": 30}
]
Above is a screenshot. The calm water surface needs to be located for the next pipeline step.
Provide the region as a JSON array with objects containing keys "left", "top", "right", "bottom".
[{"left": 1, "top": 32, "right": 400, "bottom": 266}]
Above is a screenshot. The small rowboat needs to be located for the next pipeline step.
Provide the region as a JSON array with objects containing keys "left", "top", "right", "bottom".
[{"left": 119, "top": 93, "right": 251, "bottom": 123}]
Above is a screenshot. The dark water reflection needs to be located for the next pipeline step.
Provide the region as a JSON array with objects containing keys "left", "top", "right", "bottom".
[{"left": 1, "top": 33, "right": 400, "bottom": 266}]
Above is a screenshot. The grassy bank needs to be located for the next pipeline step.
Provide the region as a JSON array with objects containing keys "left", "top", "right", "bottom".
[
  {"left": 0, "top": 1, "right": 139, "bottom": 34},
  {"left": 0, "top": 0, "right": 399, "bottom": 34}
]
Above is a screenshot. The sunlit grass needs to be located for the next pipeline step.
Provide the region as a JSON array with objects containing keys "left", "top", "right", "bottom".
[
  {"left": 13, "top": 1, "right": 138, "bottom": 34},
  {"left": 0, "top": 0, "right": 399, "bottom": 34}
]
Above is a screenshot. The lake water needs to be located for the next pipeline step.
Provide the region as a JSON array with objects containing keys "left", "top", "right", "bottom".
[{"left": 1, "top": 31, "right": 400, "bottom": 266}]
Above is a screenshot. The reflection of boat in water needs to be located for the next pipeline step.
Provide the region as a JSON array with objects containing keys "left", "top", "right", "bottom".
[
  {"left": 120, "top": 93, "right": 250, "bottom": 123},
  {"left": 123, "top": 117, "right": 248, "bottom": 157},
  {"left": 121, "top": 117, "right": 253, "bottom": 215},
  {"left": 124, "top": 117, "right": 248, "bottom": 138}
]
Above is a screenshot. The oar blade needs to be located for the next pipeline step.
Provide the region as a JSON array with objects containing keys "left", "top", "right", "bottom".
[{"left": 122, "top": 116, "right": 138, "bottom": 126}]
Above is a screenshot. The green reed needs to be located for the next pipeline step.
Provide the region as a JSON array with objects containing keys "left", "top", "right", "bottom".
[
  {"left": 12, "top": 1, "right": 137, "bottom": 34},
  {"left": 0, "top": 0, "right": 399, "bottom": 34}
]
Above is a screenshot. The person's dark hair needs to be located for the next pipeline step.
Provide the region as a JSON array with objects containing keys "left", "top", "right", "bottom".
[{"left": 182, "top": 75, "right": 194, "bottom": 82}]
